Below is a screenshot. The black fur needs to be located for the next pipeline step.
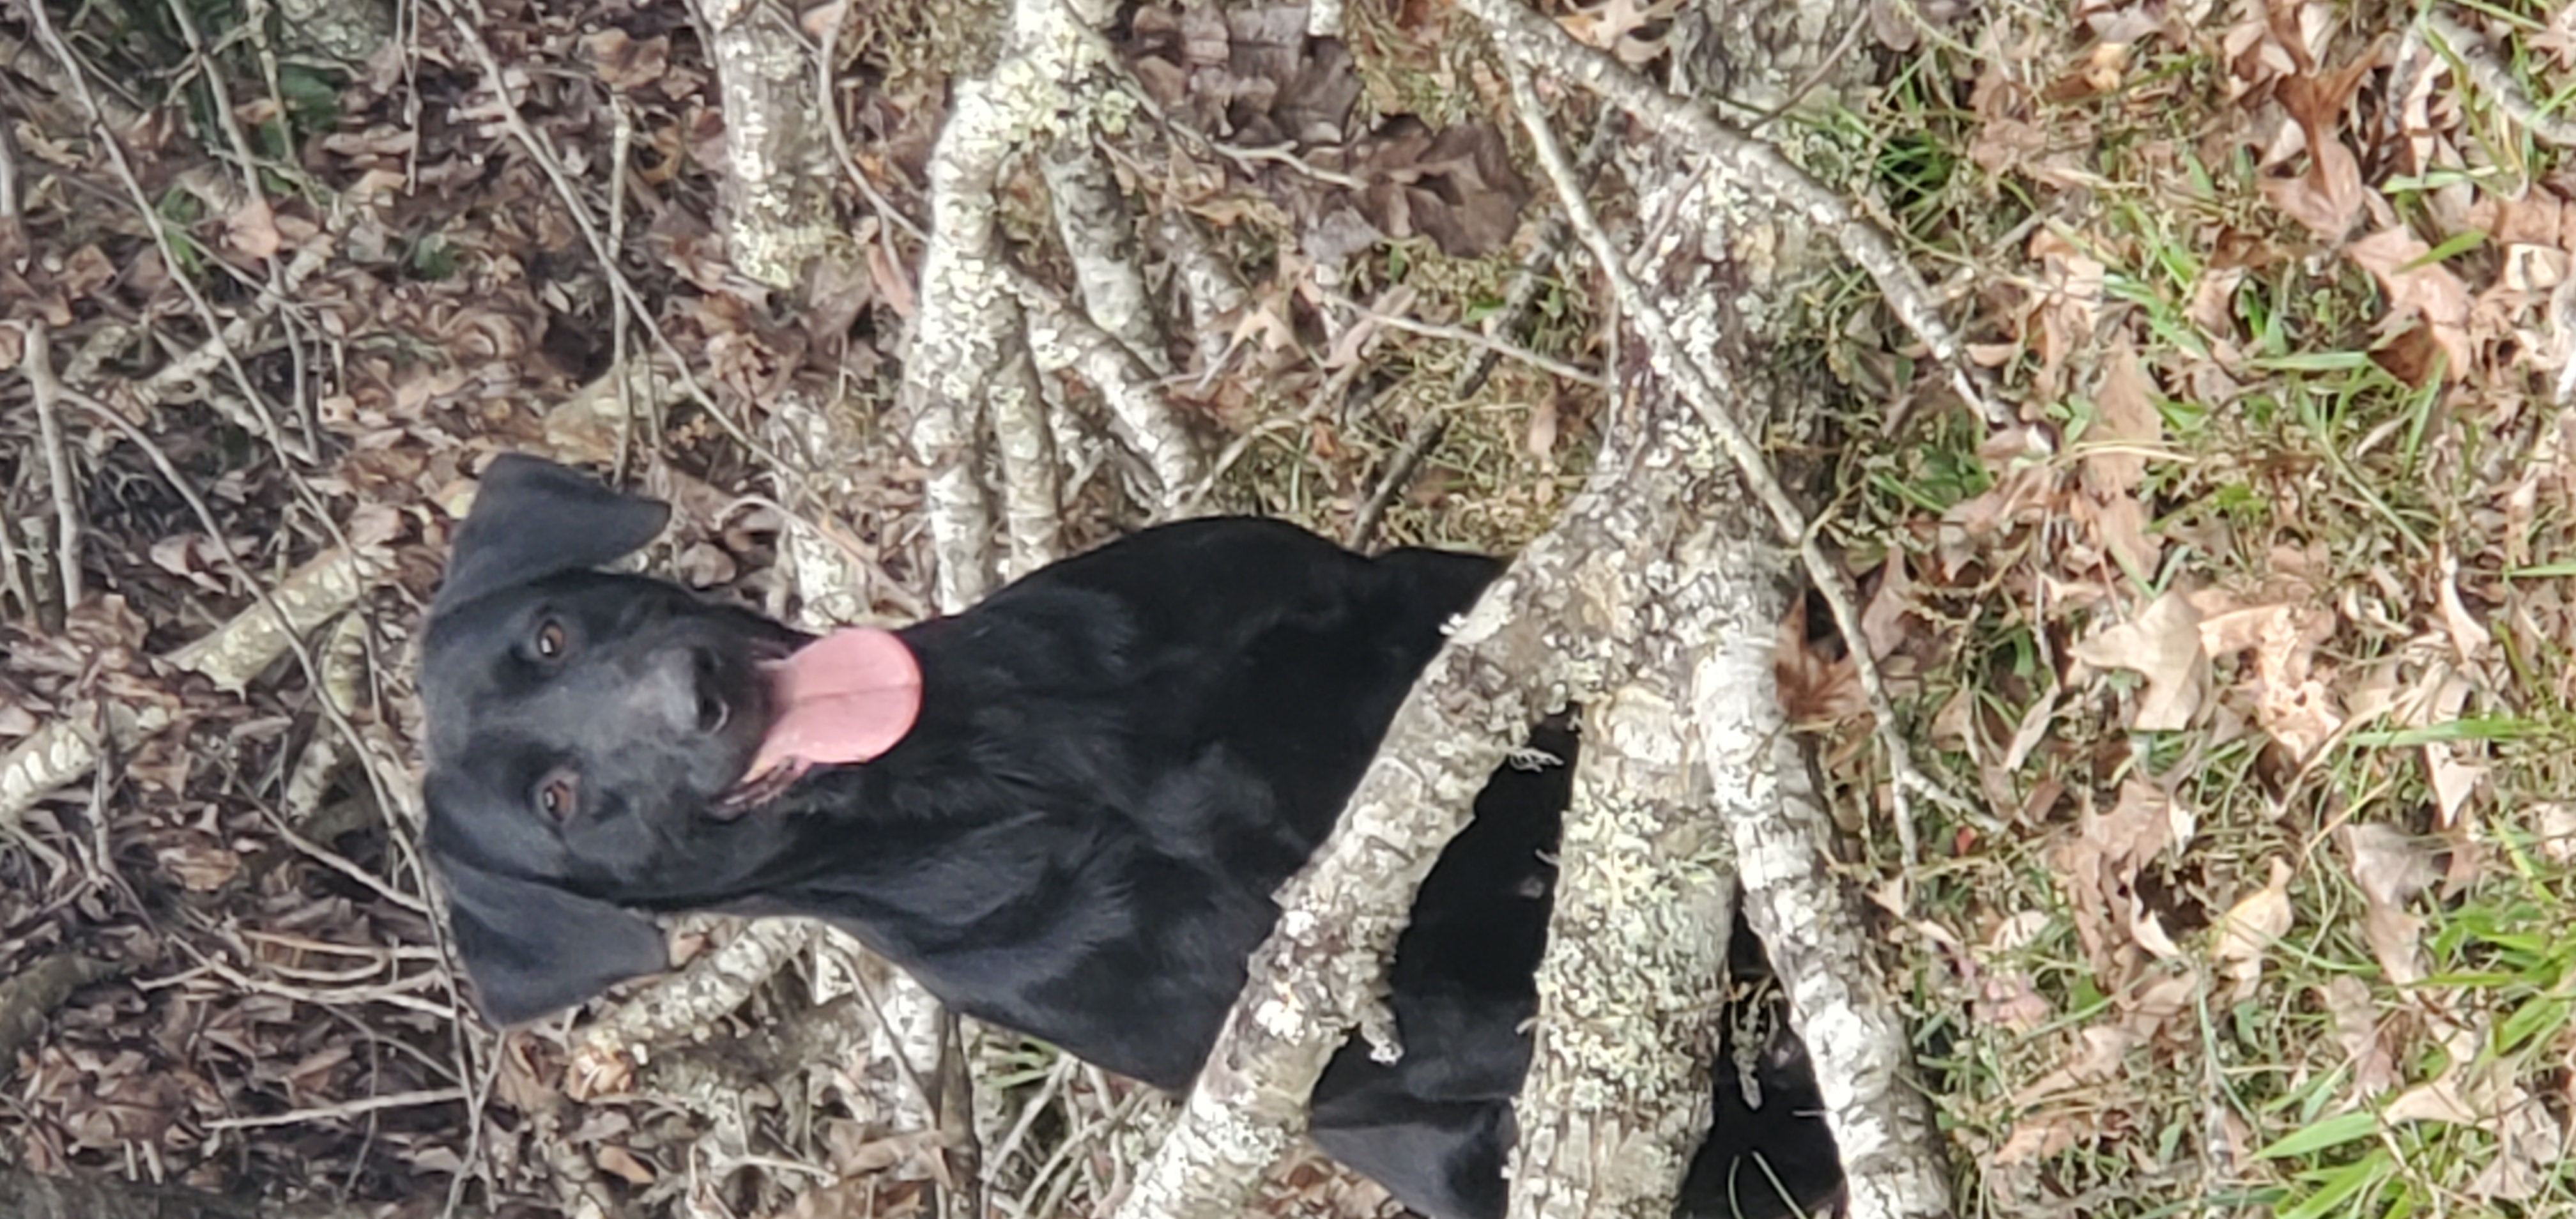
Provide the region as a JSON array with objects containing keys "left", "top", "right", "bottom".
[{"left": 417, "top": 454, "right": 1841, "bottom": 1219}]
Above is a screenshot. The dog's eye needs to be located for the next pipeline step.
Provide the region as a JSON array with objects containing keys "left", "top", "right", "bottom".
[
  {"left": 534, "top": 619, "right": 568, "bottom": 659},
  {"left": 535, "top": 774, "right": 579, "bottom": 820}
]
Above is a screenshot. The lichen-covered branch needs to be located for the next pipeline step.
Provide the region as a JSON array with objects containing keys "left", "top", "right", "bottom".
[
  {"left": 1111, "top": 521, "right": 1589, "bottom": 1219},
  {"left": 1112, "top": 365, "right": 1786, "bottom": 1219},
  {"left": 1042, "top": 140, "right": 1168, "bottom": 375},
  {"left": 1509, "top": 682, "right": 1736, "bottom": 1219},
  {"left": 1016, "top": 270, "right": 1209, "bottom": 513},
  {"left": 1701, "top": 662, "right": 1949, "bottom": 1219},
  {"left": 0, "top": 546, "right": 381, "bottom": 829},
  {"left": 691, "top": 0, "right": 844, "bottom": 289},
  {"left": 1154, "top": 211, "right": 1252, "bottom": 378},
  {"left": 903, "top": 0, "right": 1112, "bottom": 606},
  {"left": 1503, "top": 372, "right": 1803, "bottom": 1219},
  {"left": 1460, "top": 0, "right": 2004, "bottom": 433},
  {"left": 1487, "top": 47, "right": 1952, "bottom": 1216}
]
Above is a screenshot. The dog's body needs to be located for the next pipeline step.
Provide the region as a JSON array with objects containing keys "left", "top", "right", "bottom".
[{"left": 418, "top": 456, "right": 1840, "bottom": 1219}]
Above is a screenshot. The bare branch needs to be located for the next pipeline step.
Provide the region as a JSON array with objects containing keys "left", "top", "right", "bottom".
[
  {"left": 0, "top": 546, "right": 381, "bottom": 829},
  {"left": 694, "top": 0, "right": 845, "bottom": 289},
  {"left": 1464, "top": 0, "right": 2009, "bottom": 436}
]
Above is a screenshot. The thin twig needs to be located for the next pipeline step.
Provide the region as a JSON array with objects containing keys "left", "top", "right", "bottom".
[
  {"left": 2425, "top": 11, "right": 2576, "bottom": 147},
  {"left": 21, "top": 322, "right": 84, "bottom": 611},
  {"left": 0, "top": 117, "right": 20, "bottom": 220},
  {"left": 816, "top": 3, "right": 928, "bottom": 243},
  {"left": 1498, "top": 53, "right": 1969, "bottom": 863},
  {"left": 422, "top": 0, "right": 785, "bottom": 470},
  {"left": 1346, "top": 418, "right": 1443, "bottom": 549},
  {"left": 20, "top": 2, "right": 314, "bottom": 463},
  {"left": 609, "top": 96, "right": 641, "bottom": 482},
  {"left": 1314, "top": 289, "right": 1609, "bottom": 388},
  {"left": 206, "top": 1088, "right": 468, "bottom": 1130},
  {"left": 1468, "top": 0, "right": 2014, "bottom": 436}
]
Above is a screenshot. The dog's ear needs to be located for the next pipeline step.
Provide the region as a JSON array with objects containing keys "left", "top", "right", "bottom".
[
  {"left": 433, "top": 454, "right": 672, "bottom": 617},
  {"left": 438, "top": 857, "right": 670, "bottom": 1025}
]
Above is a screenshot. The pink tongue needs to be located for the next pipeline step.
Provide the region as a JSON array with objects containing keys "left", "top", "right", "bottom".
[{"left": 746, "top": 627, "right": 923, "bottom": 781}]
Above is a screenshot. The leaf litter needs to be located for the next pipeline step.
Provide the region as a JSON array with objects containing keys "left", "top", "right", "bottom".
[{"left": 5, "top": 0, "right": 2576, "bottom": 1211}]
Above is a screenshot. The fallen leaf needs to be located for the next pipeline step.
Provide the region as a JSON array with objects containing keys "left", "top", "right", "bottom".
[
  {"left": 2262, "top": 53, "right": 2379, "bottom": 239},
  {"left": 800, "top": 0, "right": 851, "bottom": 38},
  {"left": 2068, "top": 587, "right": 2207, "bottom": 730},
  {"left": 2434, "top": 548, "right": 2490, "bottom": 663},
  {"left": 2082, "top": 341, "right": 2161, "bottom": 492},
  {"left": 2341, "top": 822, "right": 2436, "bottom": 985},
  {"left": 2054, "top": 778, "right": 2195, "bottom": 974},
  {"left": 2319, "top": 975, "right": 2396, "bottom": 1096},
  {"left": 2469, "top": 1094, "right": 2563, "bottom": 1200},
  {"left": 1558, "top": 0, "right": 1684, "bottom": 64},
  {"left": 1775, "top": 601, "right": 1866, "bottom": 725},
  {"left": 2386, "top": 1076, "right": 2481, "bottom": 1124},
  {"left": 2347, "top": 226, "right": 2473, "bottom": 383},
  {"left": 2198, "top": 600, "right": 2342, "bottom": 758},
  {"left": 2536, "top": 802, "right": 2576, "bottom": 864},
  {"left": 224, "top": 195, "right": 283, "bottom": 260},
  {"left": 2424, "top": 744, "right": 2488, "bottom": 826},
  {"left": 1526, "top": 394, "right": 1560, "bottom": 459},
  {"left": 2210, "top": 857, "right": 2293, "bottom": 1000},
  {"left": 1993, "top": 1109, "right": 2090, "bottom": 1165},
  {"left": 2010, "top": 1024, "right": 2138, "bottom": 1107},
  {"left": 157, "top": 843, "right": 240, "bottom": 891},
  {"left": 583, "top": 29, "right": 671, "bottom": 91},
  {"left": 595, "top": 1144, "right": 655, "bottom": 1185}
]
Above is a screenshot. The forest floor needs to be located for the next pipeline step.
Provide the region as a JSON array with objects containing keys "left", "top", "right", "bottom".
[{"left": 0, "top": 0, "right": 2571, "bottom": 1215}]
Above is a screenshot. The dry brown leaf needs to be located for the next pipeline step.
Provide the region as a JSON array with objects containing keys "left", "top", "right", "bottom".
[
  {"left": 2261, "top": 52, "right": 2379, "bottom": 239},
  {"left": 223, "top": 195, "right": 283, "bottom": 260},
  {"left": 2434, "top": 548, "right": 2491, "bottom": 663},
  {"left": 2380, "top": 1054, "right": 2563, "bottom": 1199},
  {"left": 2029, "top": 229, "right": 2106, "bottom": 400},
  {"left": 156, "top": 843, "right": 240, "bottom": 892},
  {"left": 1556, "top": 0, "right": 1683, "bottom": 64},
  {"left": 2536, "top": 802, "right": 2576, "bottom": 864},
  {"left": 2424, "top": 745, "right": 2488, "bottom": 827},
  {"left": 2010, "top": 1024, "right": 2138, "bottom": 1108},
  {"left": 2197, "top": 600, "right": 2341, "bottom": 758},
  {"left": 1992, "top": 1108, "right": 2091, "bottom": 1165},
  {"left": 2347, "top": 226, "right": 2473, "bottom": 382},
  {"left": 2210, "top": 857, "right": 2293, "bottom": 1000},
  {"left": 2068, "top": 587, "right": 2206, "bottom": 730},
  {"left": 2343, "top": 822, "right": 2437, "bottom": 911},
  {"left": 595, "top": 1144, "right": 656, "bottom": 1185},
  {"left": 2319, "top": 975, "right": 2396, "bottom": 1096},
  {"left": 2469, "top": 1096, "right": 2564, "bottom": 1201},
  {"left": 2187, "top": 264, "right": 2251, "bottom": 340},
  {"left": 1857, "top": 553, "right": 1921, "bottom": 661},
  {"left": 2055, "top": 778, "right": 2194, "bottom": 974},
  {"left": 2082, "top": 341, "right": 2161, "bottom": 492},
  {"left": 2001, "top": 688, "right": 2058, "bottom": 774},
  {"left": 2341, "top": 822, "right": 2435, "bottom": 985},
  {"left": 2385, "top": 1076, "right": 2481, "bottom": 1124},
  {"left": 1526, "top": 394, "right": 1561, "bottom": 459},
  {"left": 584, "top": 29, "right": 672, "bottom": 91},
  {"left": 2262, "top": 128, "right": 2364, "bottom": 240},
  {"left": 799, "top": 0, "right": 851, "bottom": 38},
  {"left": 2071, "top": 489, "right": 2160, "bottom": 579},
  {"left": 1775, "top": 601, "right": 1866, "bottom": 726}
]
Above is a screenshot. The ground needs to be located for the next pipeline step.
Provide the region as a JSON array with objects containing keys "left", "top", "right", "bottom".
[{"left": 0, "top": 0, "right": 2570, "bottom": 1215}]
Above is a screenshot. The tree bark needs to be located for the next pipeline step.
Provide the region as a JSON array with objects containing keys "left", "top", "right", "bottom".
[
  {"left": 1505, "top": 383, "right": 1802, "bottom": 1219},
  {"left": 693, "top": 0, "right": 846, "bottom": 290}
]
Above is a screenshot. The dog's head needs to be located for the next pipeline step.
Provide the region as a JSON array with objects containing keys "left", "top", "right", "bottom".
[{"left": 418, "top": 456, "right": 810, "bottom": 1023}]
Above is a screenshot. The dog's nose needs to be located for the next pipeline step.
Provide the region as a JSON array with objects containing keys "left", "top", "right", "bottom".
[{"left": 625, "top": 645, "right": 727, "bottom": 734}]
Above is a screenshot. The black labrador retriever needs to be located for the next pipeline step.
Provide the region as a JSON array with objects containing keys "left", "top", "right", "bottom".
[{"left": 417, "top": 454, "right": 1842, "bottom": 1219}]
